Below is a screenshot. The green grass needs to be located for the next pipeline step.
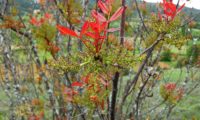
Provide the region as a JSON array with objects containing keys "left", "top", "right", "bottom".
[
  {"left": 192, "top": 28, "right": 200, "bottom": 37},
  {"left": 162, "top": 68, "right": 186, "bottom": 82}
]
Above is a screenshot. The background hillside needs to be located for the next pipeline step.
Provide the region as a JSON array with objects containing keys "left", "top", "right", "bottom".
[{"left": 16, "top": 0, "right": 200, "bottom": 22}]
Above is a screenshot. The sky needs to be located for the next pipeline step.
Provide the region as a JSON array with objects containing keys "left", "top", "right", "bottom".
[{"left": 145, "top": 0, "right": 200, "bottom": 9}]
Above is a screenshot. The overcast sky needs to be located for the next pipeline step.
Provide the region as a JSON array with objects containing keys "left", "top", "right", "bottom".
[{"left": 145, "top": 0, "right": 200, "bottom": 9}]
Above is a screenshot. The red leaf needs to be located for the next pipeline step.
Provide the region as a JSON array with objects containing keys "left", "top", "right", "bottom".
[
  {"left": 109, "top": 6, "right": 126, "bottom": 22},
  {"left": 90, "top": 95, "right": 98, "bottom": 102},
  {"left": 51, "top": 45, "right": 60, "bottom": 55},
  {"left": 98, "top": 1, "right": 109, "bottom": 15},
  {"left": 28, "top": 115, "right": 40, "bottom": 120},
  {"left": 57, "top": 25, "right": 79, "bottom": 37},
  {"left": 44, "top": 13, "right": 52, "bottom": 19},
  {"left": 99, "top": 77, "right": 109, "bottom": 86},
  {"left": 82, "top": 74, "right": 90, "bottom": 84},
  {"left": 106, "top": 0, "right": 114, "bottom": 4},
  {"left": 30, "top": 17, "right": 40, "bottom": 26},
  {"left": 71, "top": 81, "right": 83, "bottom": 87},
  {"left": 163, "top": 0, "right": 166, "bottom": 4},
  {"left": 100, "top": 100, "right": 105, "bottom": 110},
  {"left": 89, "top": 21, "right": 108, "bottom": 33},
  {"left": 164, "top": 83, "right": 176, "bottom": 92},
  {"left": 158, "top": 12, "right": 162, "bottom": 20},
  {"left": 85, "top": 32, "right": 96, "bottom": 39},
  {"left": 39, "top": 18, "right": 45, "bottom": 24},
  {"left": 89, "top": 21, "right": 100, "bottom": 32},
  {"left": 107, "top": 27, "right": 120, "bottom": 32},
  {"left": 177, "top": 3, "right": 185, "bottom": 14},
  {"left": 99, "top": 22, "right": 108, "bottom": 32},
  {"left": 91, "top": 10, "right": 107, "bottom": 22},
  {"left": 164, "top": 9, "right": 174, "bottom": 17},
  {"left": 47, "top": 42, "right": 60, "bottom": 57},
  {"left": 162, "top": 0, "right": 185, "bottom": 20},
  {"left": 93, "top": 38, "right": 105, "bottom": 53},
  {"left": 165, "top": 3, "right": 176, "bottom": 13},
  {"left": 80, "top": 21, "right": 90, "bottom": 37}
]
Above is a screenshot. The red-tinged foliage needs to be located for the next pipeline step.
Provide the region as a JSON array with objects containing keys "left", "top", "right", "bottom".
[
  {"left": 44, "top": 13, "right": 52, "bottom": 19},
  {"left": 45, "top": 38, "right": 60, "bottom": 58},
  {"left": 109, "top": 6, "right": 126, "bottom": 22},
  {"left": 39, "top": 111, "right": 45, "bottom": 119},
  {"left": 164, "top": 83, "right": 176, "bottom": 92},
  {"left": 30, "top": 17, "right": 41, "bottom": 26},
  {"left": 124, "top": 40, "right": 134, "bottom": 51},
  {"left": 30, "top": 13, "right": 53, "bottom": 26},
  {"left": 36, "top": 76, "right": 42, "bottom": 84},
  {"left": 80, "top": 21, "right": 90, "bottom": 37},
  {"left": 176, "top": 88, "right": 184, "bottom": 101},
  {"left": 31, "top": 99, "right": 41, "bottom": 106},
  {"left": 89, "top": 21, "right": 108, "bottom": 33},
  {"left": 28, "top": 111, "right": 44, "bottom": 120},
  {"left": 82, "top": 74, "right": 91, "bottom": 84},
  {"left": 57, "top": 20, "right": 107, "bottom": 53},
  {"left": 90, "top": 95, "right": 98, "bottom": 102},
  {"left": 57, "top": 0, "right": 125, "bottom": 54},
  {"left": 64, "top": 87, "right": 78, "bottom": 101},
  {"left": 158, "top": 12, "right": 162, "bottom": 21},
  {"left": 99, "top": 78, "right": 109, "bottom": 86},
  {"left": 89, "top": 95, "right": 105, "bottom": 110},
  {"left": 91, "top": 10, "right": 107, "bottom": 22},
  {"left": 86, "top": 21, "right": 108, "bottom": 53},
  {"left": 71, "top": 81, "right": 83, "bottom": 87},
  {"left": 48, "top": 43, "right": 60, "bottom": 57},
  {"left": 160, "top": 0, "right": 185, "bottom": 21},
  {"left": 100, "top": 100, "right": 105, "bottom": 110},
  {"left": 177, "top": 3, "right": 185, "bottom": 14},
  {"left": 29, "top": 13, "right": 59, "bottom": 58},
  {"left": 39, "top": 18, "right": 45, "bottom": 24},
  {"left": 107, "top": 27, "right": 120, "bottom": 32},
  {"left": 56, "top": 25, "right": 79, "bottom": 37},
  {"left": 89, "top": 94, "right": 106, "bottom": 110},
  {"left": 28, "top": 114, "right": 40, "bottom": 120},
  {"left": 106, "top": 0, "right": 114, "bottom": 5},
  {"left": 161, "top": 82, "right": 184, "bottom": 102},
  {"left": 98, "top": 75, "right": 110, "bottom": 87},
  {"left": 87, "top": 84, "right": 94, "bottom": 91},
  {"left": 84, "top": 32, "right": 96, "bottom": 39},
  {"left": 98, "top": 1, "right": 109, "bottom": 15},
  {"left": 95, "top": 84, "right": 101, "bottom": 93}
]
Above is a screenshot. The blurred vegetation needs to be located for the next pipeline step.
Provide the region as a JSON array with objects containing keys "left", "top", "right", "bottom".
[{"left": 160, "top": 49, "right": 172, "bottom": 62}]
